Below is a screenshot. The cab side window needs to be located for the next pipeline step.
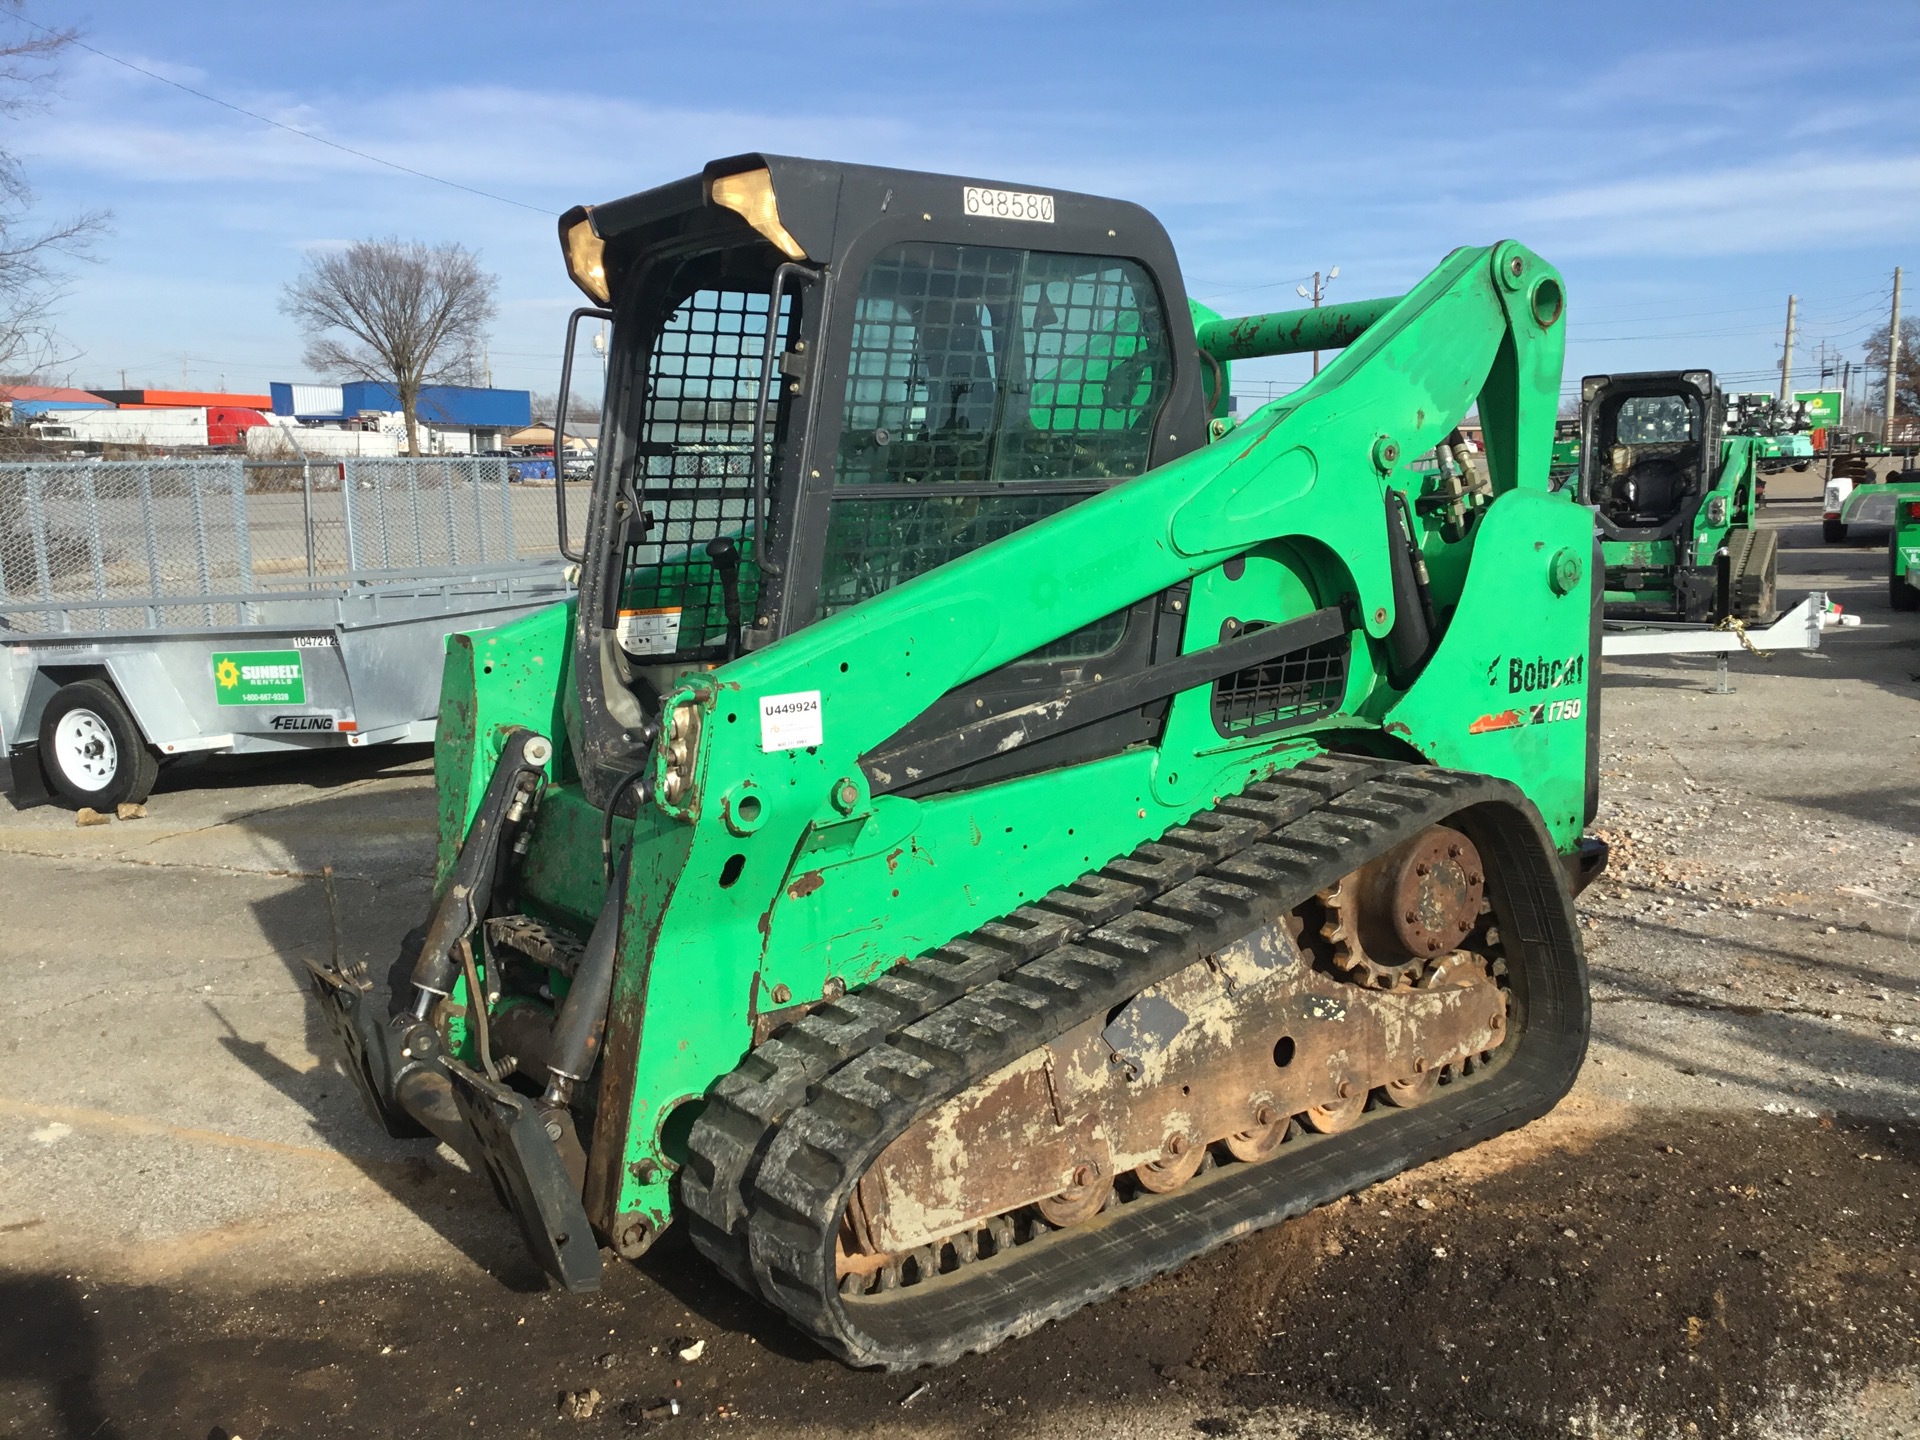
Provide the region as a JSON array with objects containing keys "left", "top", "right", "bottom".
[{"left": 819, "top": 242, "right": 1171, "bottom": 634}]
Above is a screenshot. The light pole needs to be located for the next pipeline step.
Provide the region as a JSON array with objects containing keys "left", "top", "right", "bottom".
[{"left": 1297, "top": 266, "right": 1340, "bottom": 376}]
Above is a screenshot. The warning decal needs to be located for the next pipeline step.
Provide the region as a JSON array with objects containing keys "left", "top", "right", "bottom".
[{"left": 617, "top": 607, "right": 683, "bottom": 657}]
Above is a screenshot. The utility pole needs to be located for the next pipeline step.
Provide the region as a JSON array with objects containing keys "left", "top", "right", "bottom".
[
  {"left": 1886, "top": 266, "right": 1904, "bottom": 445},
  {"left": 1779, "top": 295, "right": 1797, "bottom": 402},
  {"left": 1296, "top": 266, "right": 1340, "bottom": 377}
]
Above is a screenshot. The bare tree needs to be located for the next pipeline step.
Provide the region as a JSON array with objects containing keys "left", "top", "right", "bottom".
[
  {"left": 1860, "top": 316, "right": 1920, "bottom": 429},
  {"left": 0, "top": 5, "right": 109, "bottom": 378},
  {"left": 280, "top": 238, "right": 498, "bottom": 455},
  {"left": 531, "top": 390, "right": 602, "bottom": 425}
]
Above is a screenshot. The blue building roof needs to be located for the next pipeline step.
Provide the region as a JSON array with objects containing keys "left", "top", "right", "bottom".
[
  {"left": 270, "top": 380, "right": 531, "bottom": 428},
  {"left": 343, "top": 381, "right": 530, "bottom": 428},
  {"left": 11, "top": 398, "right": 112, "bottom": 416}
]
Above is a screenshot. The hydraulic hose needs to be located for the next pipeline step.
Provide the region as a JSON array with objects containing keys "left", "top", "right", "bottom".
[
  {"left": 543, "top": 844, "right": 632, "bottom": 1104},
  {"left": 1383, "top": 488, "right": 1435, "bottom": 687}
]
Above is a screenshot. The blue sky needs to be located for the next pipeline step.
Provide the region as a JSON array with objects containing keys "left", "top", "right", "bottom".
[{"left": 17, "top": 1, "right": 1920, "bottom": 413}]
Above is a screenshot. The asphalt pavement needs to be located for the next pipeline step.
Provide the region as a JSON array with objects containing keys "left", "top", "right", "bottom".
[{"left": 1, "top": 501, "right": 1915, "bottom": 1440}]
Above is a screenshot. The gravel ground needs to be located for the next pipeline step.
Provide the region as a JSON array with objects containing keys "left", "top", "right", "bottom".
[{"left": 0, "top": 501, "right": 1915, "bottom": 1440}]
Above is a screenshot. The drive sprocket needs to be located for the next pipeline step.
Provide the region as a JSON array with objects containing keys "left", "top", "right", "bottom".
[{"left": 1318, "top": 825, "right": 1488, "bottom": 990}]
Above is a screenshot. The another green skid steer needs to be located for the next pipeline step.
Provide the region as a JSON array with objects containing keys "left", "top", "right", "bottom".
[{"left": 308, "top": 155, "right": 1606, "bottom": 1368}]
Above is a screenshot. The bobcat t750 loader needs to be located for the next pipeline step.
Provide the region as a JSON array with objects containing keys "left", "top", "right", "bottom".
[{"left": 308, "top": 155, "right": 1604, "bottom": 1368}]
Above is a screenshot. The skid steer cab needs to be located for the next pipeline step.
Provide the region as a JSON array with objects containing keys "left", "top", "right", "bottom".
[
  {"left": 307, "top": 154, "right": 1606, "bottom": 1367},
  {"left": 1574, "top": 370, "right": 1782, "bottom": 624}
]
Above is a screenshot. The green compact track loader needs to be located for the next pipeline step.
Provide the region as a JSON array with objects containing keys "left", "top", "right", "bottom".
[
  {"left": 1574, "top": 370, "right": 1779, "bottom": 624},
  {"left": 307, "top": 155, "right": 1604, "bottom": 1368},
  {"left": 1888, "top": 484, "right": 1920, "bottom": 611}
]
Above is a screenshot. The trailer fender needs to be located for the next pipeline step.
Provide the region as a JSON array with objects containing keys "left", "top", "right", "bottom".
[
  {"left": 24, "top": 650, "right": 200, "bottom": 755},
  {"left": 0, "top": 648, "right": 57, "bottom": 754}
]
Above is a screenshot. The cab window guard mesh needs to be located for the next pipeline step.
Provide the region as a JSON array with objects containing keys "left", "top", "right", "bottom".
[
  {"left": 820, "top": 242, "right": 1170, "bottom": 659},
  {"left": 835, "top": 243, "right": 1171, "bottom": 487},
  {"left": 616, "top": 285, "right": 792, "bottom": 657}
]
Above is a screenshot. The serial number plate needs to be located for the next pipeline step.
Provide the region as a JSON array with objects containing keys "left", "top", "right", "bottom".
[{"left": 963, "top": 186, "right": 1054, "bottom": 223}]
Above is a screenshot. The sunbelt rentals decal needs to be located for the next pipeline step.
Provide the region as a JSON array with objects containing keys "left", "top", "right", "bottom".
[{"left": 213, "top": 650, "right": 306, "bottom": 706}]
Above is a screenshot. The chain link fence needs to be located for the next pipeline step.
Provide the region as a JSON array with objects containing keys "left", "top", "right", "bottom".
[{"left": 0, "top": 458, "right": 579, "bottom": 634}]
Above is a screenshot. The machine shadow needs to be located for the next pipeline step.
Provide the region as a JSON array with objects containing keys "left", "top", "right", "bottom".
[
  {"left": 0, "top": 1273, "right": 123, "bottom": 1440},
  {"left": 1591, "top": 888, "right": 1920, "bottom": 989},
  {"left": 153, "top": 741, "right": 433, "bottom": 798},
  {"left": 1780, "top": 784, "right": 1920, "bottom": 837},
  {"left": 215, "top": 780, "right": 554, "bottom": 1292},
  {"left": 1585, "top": 961, "right": 1920, "bottom": 1116},
  {"left": 205, "top": 1002, "right": 550, "bottom": 1292},
  {"left": 629, "top": 1226, "right": 836, "bottom": 1364}
]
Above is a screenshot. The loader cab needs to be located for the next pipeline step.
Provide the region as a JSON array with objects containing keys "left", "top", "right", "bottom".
[
  {"left": 1576, "top": 370, "right": 1721, "bottom": 541},
  {"left": 554, "top": 155, "right": 1212, "bottom": 807}
]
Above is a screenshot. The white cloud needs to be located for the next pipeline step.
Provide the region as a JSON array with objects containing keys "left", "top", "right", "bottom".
[{"left": 1485, "top": 152, "right": 1920, "bottom": 257}]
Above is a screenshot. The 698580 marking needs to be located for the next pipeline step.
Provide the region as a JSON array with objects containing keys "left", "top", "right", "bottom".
[{"left": 962, "top": 186, "right": 1054, "bottom": 222}]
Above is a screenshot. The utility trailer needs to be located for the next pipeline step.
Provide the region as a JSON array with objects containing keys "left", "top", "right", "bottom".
[
  {"left": 1600, "top": 591, "right": 1827, "bottom": 693},
  {"left": 1826, "top": 467, "right": 1920, "bottom": 545},
  {"left": 0, "top": 457, "right": 575, "bottom": 807}
]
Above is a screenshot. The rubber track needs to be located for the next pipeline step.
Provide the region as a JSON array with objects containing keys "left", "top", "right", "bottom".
[
  {"left": 707, "top": 760, "right": 1587, "bottom": 1366},
  {"left": 1731, "top": 527, "right": 1778, "bottom": 619},
  {"left": 678, "top": 753, "right": 1382, "bottom": 1290}
]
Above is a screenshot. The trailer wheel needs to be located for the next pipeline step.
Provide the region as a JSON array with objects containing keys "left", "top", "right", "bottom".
[
  {"left": 1823, "top": 518, "right": 1848, "bottom": 543},
  {"left": 36, "top": 679, "right": 160, "bottom": 810}
]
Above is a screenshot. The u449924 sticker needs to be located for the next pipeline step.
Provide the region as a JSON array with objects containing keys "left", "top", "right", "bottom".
[
  {"left": 760, "top": 691, "right": 823, "bottom": 752},
  {"left": 1469, "top": 697, "right": 1582, "bottom": 734}
]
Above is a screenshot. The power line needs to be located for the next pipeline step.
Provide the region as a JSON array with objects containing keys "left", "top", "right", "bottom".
[
  {"left": 1191, "top": 272, "right": 1318, "bottom": 304},
  {"left": 32, "top": 19, "right": 549, "bottom": 215},
  {"left": 1571, "top": 285, "right": 1889, "bottom": 322}
]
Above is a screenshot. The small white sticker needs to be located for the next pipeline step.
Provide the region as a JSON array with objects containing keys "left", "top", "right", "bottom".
[
  {"left": 759, "top": 691, "right": 823, "bottom": 752},
  {"left": 962, "top": 186, "right": 1055, "bottom": 223},
  {"left": 617, "top": 607, "right": 682, "bottom": 657}
]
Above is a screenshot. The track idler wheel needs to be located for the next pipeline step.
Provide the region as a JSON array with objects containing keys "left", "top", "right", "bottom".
[
  {"left": 1302, "top": 1087, "right": 1367, "bottom": 1134},
  {"left": 1134, "top": 1132, "right": 1205, "bottom": 1193},
  {"left": 1224, "top": 1104, "right": 1293, "bottom": 1163},
  {"left": 1381, "top": 1067, "right": 1441, "bottom": 1108},
  {"left": 1037, "top": 1162, "right": 1113, "bottom": 1225}
]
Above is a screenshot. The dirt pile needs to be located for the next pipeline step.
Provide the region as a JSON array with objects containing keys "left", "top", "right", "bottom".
[{"left": 1203, "top": 1113, "right": 1919, "bottom": 1437}]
